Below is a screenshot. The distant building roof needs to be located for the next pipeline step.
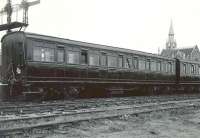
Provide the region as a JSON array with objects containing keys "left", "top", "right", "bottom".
[
  {"left": 178, "top": 47, "right": 194, "bottom": 56},
  {"left": 161, "top": 45, "right": 200, "bottom": 61},
  {"left": 161, "top": 49, "right": 177, "bottom": 58}
]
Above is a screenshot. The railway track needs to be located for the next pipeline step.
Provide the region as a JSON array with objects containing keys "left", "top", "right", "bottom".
[
  {"left": 1, "top": 94, "right": 200, "bottom": 116},
  {"left": 0, "top": 98, "right": 200, "bottom": 137}
]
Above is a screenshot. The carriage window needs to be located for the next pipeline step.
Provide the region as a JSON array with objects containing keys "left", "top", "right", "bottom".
[
  {"left": 42, "top": 48, "right": 54, "bottom": 62},
  {"left": 101, "top": 53, "right": 107, "bottom": 66},
  {"left": 118, "top": 55, "right": 123, "bottom": 68},
  {"left": 151, "top": 61, "right": 156, "bottom": 71},
  {"left": 191, "top": 64, "right": 195, "bottom": 74},
  {"left": 89, "top": 54, "right": 99, "bottom": 66},
  {"left": 198, "top": 66, "right": 200, "bottom": 74},
  {"left": 125, "top": 57, "right": 132, "bottom": 68},
  {"left": 67, "top": 51, "right": 79, "bottom": 64},
  {"left": 108, "top": 56, "right": 117, "bottom": 67},
  {"left": 183, "top": 64, "right": 186, "bottom": 74},
  {"left": 133, "top": 57, "right": 138, "bottom": 69},
  {"left": 33, "top": 47, "right": 42, "bottom": 61},
  {"left": 156, "top": 61, "right": 161, "bottom": 71},
  {"left": 146, "top": 59, "right": 151, "bottom": 70},
  {"left": 162, "top": 63, "right": 166, "bottom": 72},
  {"left": 139, "top": 59, "right": 145, "bottom": 70},
  {"left": 33, "top": 47, "right": 54, "bottom": 62},
  {"left": 57, "top": 48, "right": 65, "bottom": 62},
  {"left": 81, "top": 50, "right": 88, "bottom": 64},
  {"left": 167, "top": 62, "right": 172, "bottom": 72}
]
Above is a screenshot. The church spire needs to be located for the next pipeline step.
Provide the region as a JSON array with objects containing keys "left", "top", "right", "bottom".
[
  {"left": 169, "top": 20, "right": 174, "bottom": 35},
  {"left": 166, "top": 20, "right": 177, "bottom": 49}
]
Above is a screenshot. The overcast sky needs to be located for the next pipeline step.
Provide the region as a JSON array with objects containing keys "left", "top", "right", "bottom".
[{"left": 1, "top": 0, "right": 200, "bottom": 53}]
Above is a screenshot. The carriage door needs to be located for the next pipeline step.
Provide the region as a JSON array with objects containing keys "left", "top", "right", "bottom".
[{"left": 11, "top": 41, "right": 24, "bottom": 75}]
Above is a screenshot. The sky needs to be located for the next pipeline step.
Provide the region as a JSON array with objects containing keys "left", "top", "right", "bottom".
[{"left": 1, "top": 0, "right": 200, "bottom": 54}]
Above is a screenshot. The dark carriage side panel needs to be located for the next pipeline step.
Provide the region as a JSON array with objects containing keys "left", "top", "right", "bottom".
[
  {"left": 10, "top": 32, "right": 180, "bottom": 99},
  {"left": 55, "top": 66, "right": 65, "bottom": 77},
  {"left": 26, "top": 38, "right": 56, "bottom": 78},
  {"left": 88, "top": 67, "right": 99, "bottom": 78},
  {"left": 24, "top": 34, "right": 177, "bottom": 82}
]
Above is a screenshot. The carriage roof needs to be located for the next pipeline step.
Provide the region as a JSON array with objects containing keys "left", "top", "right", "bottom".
[{"left": 2, "top": 31, "right": 175, "bottom": 61}]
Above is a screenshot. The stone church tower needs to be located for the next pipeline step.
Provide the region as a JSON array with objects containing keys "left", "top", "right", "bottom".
[{"left": 166, "top": 21, "right": 177, "bottom": 49}]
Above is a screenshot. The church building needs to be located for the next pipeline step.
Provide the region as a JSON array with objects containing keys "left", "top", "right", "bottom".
[{"left": 161, "top": 22, "right": 200, "bottom": 61}]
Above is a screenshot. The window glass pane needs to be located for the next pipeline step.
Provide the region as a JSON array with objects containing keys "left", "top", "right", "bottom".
[
  {"left": 118, "top": 55, "right": 123, "bottom": 68},
  {"left": 125, "top": 58, "right": 132, "bottom": 68},
  {"left": 162, "top": 63, "right": 166, "bottom": 72},
  {"left": 198, "top": 66, "right": 200, "bottom": 74},
  {"left": 101, "top": 53, "right": 107, "bottom": 66},
  {"left": 133, "top": 57, "right": 138, "bottom": 69},
  {"left": 183, "top": 64, "right": 186, "bottom": 74},
  {"left": 167, "top": 62, "right": 172, "bottom": 72},
  {"left": 33, "top": 47, "right": 42, "bottom": 61},
  {"left": 57, "top": 48, "right": 65, "bottom": 62},
  {"left": 41, "top": 49, "right": 45, "bottom": 61},
  {"left": 139, "top": 59, "right": 145, "bottom": 70},
  {"left": 157, "top": 61, "right": 161, "bottom": 71},
  {"left": 146, "top": 59, "right": 151, "bottom": 70},
  {"left": 43, "top": 48, "right": 54, "bottom": 62},
  {"left": 81, "top": 50, "right": 88, "bottom": 64},
  {"left": 191, "top": 65, "right": 195, "bottom": 74},
  {"left": 108, "top": 56, "right": 117, "bottom": 67},
  {"left": 67, "top": 51, "right": 79, "bottom": 64},
  {"left": 151, "top": 61, "right": 156, "bottom": 71},
  {"left": 89, "top": 54, "right": 99, "bottom": 66},
  {"left": 33, "top": 47, "right": 54, "bottom": 62}
]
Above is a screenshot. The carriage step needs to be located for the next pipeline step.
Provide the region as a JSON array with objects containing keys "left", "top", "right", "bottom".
[
  {"left": 24, "top": 83, "right": 31, "bottom": 87},
  {"left": 23, "top": 91, "right": 42, "bottom": 94},
  {"left": 22, "top": 91, "right": 43, "bottom": 101},
  {"left": 107, "top": 88, "right": 124, "bottom": 95}
]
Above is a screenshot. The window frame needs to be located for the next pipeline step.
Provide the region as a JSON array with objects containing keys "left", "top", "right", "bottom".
[
  {"left": 167, "top": 62, "right": 172, "bottom": 73},
  {"left": 156, "top": 61, "right": 161, "bottom": 72},
  {"left": 89, "top": 52, "right": 100, "bottom": 66},
  {"left": 133, "top": 57, "right": 138, "bottom": 69},
  {"left": 191, "top": 64, "right": 195, "bottom": 74},
  {"left": 107, "top": 55, "right": 117, "bottom": 68},
  {"left": 183, "top": 63, "right": 187, "bottom": 74},
  {"left": 118, "top": 55, "right": 124, "bottom": 68},
  {"left": 80, "top": 50, "right": 88, "bottom": 65},
  {"left": 56, "top": 47, "right": 65, "bottom": 63},
  {"left": 67, "top": 50, "right": 80, "bottom": 65},
  {"left": 100, "top": 52, "right": 107, "bottom": 67},
  {"left": 125, "top": 57, "right": 132, "bottom": 69},
  {"left": 138, "top": 57, "right": 146, "bottom": 70},
  {"left": 198, "top": 66, "right": 200, "bottom": 75},
  {"left": 32, "top": 46, "right": 55, "bottom": 63},
  {"left": 145, "top": 58, "right": 151, "bottom": 71}
]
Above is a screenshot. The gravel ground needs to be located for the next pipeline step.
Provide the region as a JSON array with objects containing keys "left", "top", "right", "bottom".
[
  {"left": 2, "top": 95, "right": 200, "bottom": 138},
  {"left": 47, "top": 107, "right": 200, "bottom": 138}
]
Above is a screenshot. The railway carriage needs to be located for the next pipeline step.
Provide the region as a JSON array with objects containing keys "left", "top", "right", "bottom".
[
  {"left": 179, "top": 60, "right": 200, "bottom": 79},
  {"left": 0, "top": 31, "right": 199, "bottom": 100}
]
